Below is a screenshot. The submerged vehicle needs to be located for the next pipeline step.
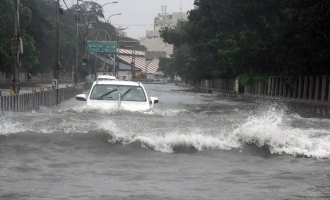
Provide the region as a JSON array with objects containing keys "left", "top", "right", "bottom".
[
  {"left": 96, "top": 75, "right": 116, "bottom": 81},
  {"left": 153, "top": 72, "right": 167, "bottom": 84},
  {"left": 76, "top": 80, "right": 158, "bottom": 112}
]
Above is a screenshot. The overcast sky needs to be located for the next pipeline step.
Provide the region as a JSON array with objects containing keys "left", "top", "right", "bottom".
[{"left": 64, "top": 0, "right": 195, "bottom": 39}]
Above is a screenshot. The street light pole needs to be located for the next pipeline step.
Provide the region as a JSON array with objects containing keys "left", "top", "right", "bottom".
[
  {"left": 91, "top": 1, "right": 118, "bottom": 79},
  {"left": 120, "top": 44, "right": 135, "bottom": 81},
  {"left": 101, "top": 2, "right": 118, "bottom": 8},
  {"left": 99, "top": 29, "right": 112, "bottom": 75},
  {"left": 106, "top": 13, "right": 122, "bottom": 23},
  {"left": 99, "top": 29, "right": 119, "bottom": 76},
  {"left": 54, "top": 0, "right": 60, "bottom": 104},
  {"left": 75, "top": 0, "right": 82, "bottom": 85},
  {"left": 101, "top": 13, "right": 121, "bottom": 75},
  {"left": 94, "top": 33, "right": 98, "bottom": 79},
  {"left": 12, "top": 0, "right": 21, "bottom": 95}
]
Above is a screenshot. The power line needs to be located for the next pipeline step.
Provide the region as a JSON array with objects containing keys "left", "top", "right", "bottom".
[
  {"left": 62, "top": 0, "right": 76, "bottom": 17},
  {"left": 112, "top": 24, "right": 154, "bottom": 27}
]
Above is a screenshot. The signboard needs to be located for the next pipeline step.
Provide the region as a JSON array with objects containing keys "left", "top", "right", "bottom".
[
  {"left": 104, "top": 41, "right": 117, "bottom": 53},
  {"left": 52, "top": 79, "right": 58, "bottom": 89},
  {"left": 87, "top": 41, "right": 103, "bottom": 52},
  {"left": 87, "top": 40, "right": 117, "bottom": 53}
]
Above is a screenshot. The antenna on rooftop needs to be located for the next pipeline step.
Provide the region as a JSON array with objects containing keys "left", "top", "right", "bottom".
[
  {"left": 180, "top": 0, "right": 182, "bottom": 13},
  {"left": 161, "top": 5, "right": 167, "bottom": 15}
]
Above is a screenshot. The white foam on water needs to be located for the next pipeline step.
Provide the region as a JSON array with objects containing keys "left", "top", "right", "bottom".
[
  {"left": 69, "top": 103, "right": 121, "bottom": 115},
  {"left": 155, "top": 108, "right": 188, "bottom": 116},
  {"left": 103, "top": 123, "right": 240, "bottom": 153},
  {"left": 0, "top": 116, "right": 24, "bottom": 135},
  {"left": 232, "top": 105, "right": 330, "bottom": 158},
  {"left": 137, "top": 130, "right": 240, "bottom": 153},
  {"left": 2, "top": 99, "right": 330, "bottom": 159}
]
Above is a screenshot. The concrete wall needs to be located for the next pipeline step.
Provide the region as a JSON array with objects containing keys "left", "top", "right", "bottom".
[
  {"left": 0, "top": 83, "right": 92, "bottom": 112},
  {"left": 243, "top": 76, "right": 330, "bottom": 104},
  {"left": 199, "top": 76, "right": 330, "bottom": 117}
]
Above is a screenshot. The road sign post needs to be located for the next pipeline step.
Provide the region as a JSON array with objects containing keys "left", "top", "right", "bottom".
[
  {"left": 87, "top": 40, "right": 117, "bottom": 53},
  {"left": 52, "top": 79, "right": 58, "bottom": 89},
  {"left": 104, "top": 41, "right": 117, "bottom": 53},
  {"left": 87, "top": 41, "right": 103, "bottom": 52}
]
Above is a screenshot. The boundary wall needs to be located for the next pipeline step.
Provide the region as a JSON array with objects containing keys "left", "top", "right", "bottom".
[
  {"left": 199, "top": 76, "right": 330, "bottom": 117},
  {"left": 0, "top": 83, "right": 91, "bottom": 112},
  {"left": 244, "top": 76, "right": 330, "bottom": 103}
]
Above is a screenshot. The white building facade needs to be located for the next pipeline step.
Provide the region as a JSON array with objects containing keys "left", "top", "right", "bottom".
[{"left": 139, "top": 11, "right": 189, "bottom": 56}]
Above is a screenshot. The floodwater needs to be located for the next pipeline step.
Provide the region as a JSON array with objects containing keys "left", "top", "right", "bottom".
[{"left": 0, "top": 84, "right": 329, "bottom": 200}]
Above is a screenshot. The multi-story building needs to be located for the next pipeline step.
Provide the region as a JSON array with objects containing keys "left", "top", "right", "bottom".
[
  {"left": 140, "top": 8, "right": 189, "bottom": 56},
  {"left": 117, "top": 25, "right": 127, "bottom": 37},
  {"left": 154, "top": 12, "right": 188, "bottom": 32}
]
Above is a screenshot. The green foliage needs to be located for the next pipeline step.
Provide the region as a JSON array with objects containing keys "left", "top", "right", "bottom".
[
  {"left": 0, "top": 0, "right": 13, "bottom": 72},
  {"left": 160, "top": 0, "right": 330, "bottom": 84},
  {"left": 237, "top": 74, "right": 268, "bottom": 86},
  {"left": 0, "top": 0, "right": 146, "bottom": 77},
  {"left": 21, "top": 32, "right": 39, "bottom": 71}
]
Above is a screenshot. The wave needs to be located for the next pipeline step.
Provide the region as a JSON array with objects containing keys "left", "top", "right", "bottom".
[
  {"left": 233, "top": 104, "right": 330, "bottom": 159},
  {"left": 107, "top": 130, "right": 240, "bottom": 154},
  {"left": 0, "top": 116, "right": 25, "bottom": 135},
  {"left": 1, "top": 103, "right": 330, "bottom": 159}
]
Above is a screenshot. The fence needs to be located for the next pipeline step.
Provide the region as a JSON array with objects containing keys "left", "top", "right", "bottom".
[
  {"left": 0, "top": 72, "right": 77, "bottom": 84},
  {"left": 200, "top": 79, "right": 238, "bottom": 94},
  {"left": 0, "top": 83, "right": 92, "bottom": 112},
  {"left": 200, "top": 76, "right": 330, "bottom": 105},
  {"left": 244, "top": 76, "right": 330, "bottom": 104}
]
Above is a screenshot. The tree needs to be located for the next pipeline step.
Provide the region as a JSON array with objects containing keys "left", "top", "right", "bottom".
[
  {"left": 160, "top": 0, "right": 330, "bottom": 84},
  {"left": 0, "top": 0, "right": 14, "bottom": 73}
]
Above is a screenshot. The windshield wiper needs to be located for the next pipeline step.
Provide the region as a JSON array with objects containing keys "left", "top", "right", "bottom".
[
  {"left": 97, "top": 89, "right": 118, "bottom": 100},
  {"left": 120, "top": 89, "right": 131, "bottom": 100}
]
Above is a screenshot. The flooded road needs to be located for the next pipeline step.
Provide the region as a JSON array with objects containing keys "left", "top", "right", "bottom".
[{"left": 0, "top": 83, "right": 329, "bottom": 199}]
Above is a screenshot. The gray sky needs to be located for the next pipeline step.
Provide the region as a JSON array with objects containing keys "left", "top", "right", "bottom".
[{"left": 65, "top": 0, "right": 195, "bottom": 39}]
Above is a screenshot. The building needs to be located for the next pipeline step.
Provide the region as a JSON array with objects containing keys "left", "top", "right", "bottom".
[
  {"left": 90, "top": 49, "right": 162, "bottom": 81},
  {"left": 154, "top": 12, "right": 189, "bottom": 32},
  {"left": 139, "top": 7, "right": 189, "bottom": 56},
  {"left": 117, "top": 25, "right": 127, "bottom": 37}
]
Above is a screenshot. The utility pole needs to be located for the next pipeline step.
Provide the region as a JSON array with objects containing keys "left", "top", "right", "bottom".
[
  {"left": 12, "top": 0, "right": 22, "bottom": 95},
  {"left": 53, "top": 0, "right": 60, "bottom": 105},
  {"left": 94, "top": 34, "right": 98, "bottom": 79},
  {"left": 54, "top": 0, "right": 59, "bottom": 81},
  {"left": 83, "top": 14, "right": 88, "bottom": 75},
  {"left": 131, "top": 46, "right": 135, "bottom": 80},
  {"left": 103, "top": 32, "right": 107, "bottom": 75},
  {"left": 75, "top": 0, "right": 80, "bottom": 85},
  {"left": 113, "top": 50, "right": 116, "bottom": 76},
  {"left": 116, "top": 40, "right": 120, "bottom": 79}
]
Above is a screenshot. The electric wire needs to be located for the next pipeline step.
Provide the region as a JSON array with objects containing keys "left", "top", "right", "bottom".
[
  {"left": 62, "top": 0, "right": 76, "bottom": 17},
  {"left": 112, "top": 24, "right": 154, "bottom": 27}
]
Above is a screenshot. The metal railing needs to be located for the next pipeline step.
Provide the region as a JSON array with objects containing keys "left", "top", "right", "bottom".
[
  {"left": 244, "top": 76, "right": 330, "bottom": 104},
  {"left": 0, "top": 83, "right": 92, "bottom": 112},
  {"left": 200, "top": 76, "right": 330, "bottom": 105}
]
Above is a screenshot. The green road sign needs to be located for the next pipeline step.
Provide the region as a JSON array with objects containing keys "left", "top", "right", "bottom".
[
  {"left": 104, "top": 41, "right": 117, "bottom": 53},
  {"left": 87, "top": 40, "right": 117, "bottom": 53},
  {"left": 87, "top": 41, "right": 103, "bottom": 52}
]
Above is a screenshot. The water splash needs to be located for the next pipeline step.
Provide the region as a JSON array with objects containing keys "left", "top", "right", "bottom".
[
  {"left": 0, "top": 116, "right": 24, "bottom": 135},
  {"left": 233, "top": 104, "right": 330, "bottom": 158},
  {"left": 104, "top": 123, "right": 240, "bottom": 154},
  {"left": 2, "top": 100, "right": 330, "bottom": 159}
]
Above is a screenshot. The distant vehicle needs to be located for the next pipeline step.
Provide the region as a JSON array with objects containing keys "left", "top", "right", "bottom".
[
  {"left": 97, "top": 75, "right": 116, "bottom": 81},
  {"left": 76, "top": 80, "right": 159, "bottom": 112},
  {"left": 153, "top": 72, "right": 167, "bottom": 84},
  {"left": 85, "top": 75, "right": 95, "bottom": 83}
]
